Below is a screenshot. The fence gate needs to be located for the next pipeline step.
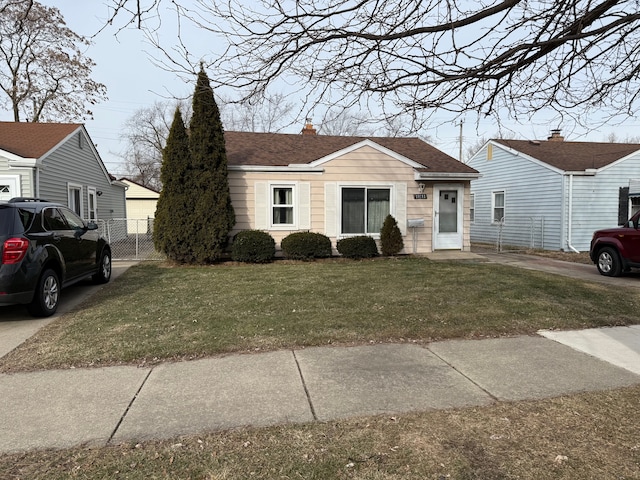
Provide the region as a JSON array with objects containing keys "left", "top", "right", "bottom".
[{"left": 497, "top": 216, "right": 545, "bottom": 252}]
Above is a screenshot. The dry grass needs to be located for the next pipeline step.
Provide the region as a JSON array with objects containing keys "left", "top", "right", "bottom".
[
  {"left": 3, "top": 385, "right": 639, "bottom": 479},
  {"left": 1, "top": 258, "right": 637, "bottom": 372}
]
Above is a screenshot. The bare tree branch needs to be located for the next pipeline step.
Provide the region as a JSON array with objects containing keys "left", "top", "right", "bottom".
[{"left": 102, "top": 0, "right": 640, "bottom": 128}]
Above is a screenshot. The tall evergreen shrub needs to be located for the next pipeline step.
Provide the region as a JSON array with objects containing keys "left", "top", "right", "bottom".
[
  {"left": 154, "top": 108, "right": 193, "bottom": 262},
  {"left": 380, "top": 214, "right": 404, "bottom": 256}
]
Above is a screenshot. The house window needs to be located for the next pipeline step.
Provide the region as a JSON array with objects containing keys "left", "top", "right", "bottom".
[
  {"left": 341, "top": 187, "right": 390, "bottom": 235},
  {"left": 272, "top": 186, "right": 294, "bottom": 226},
  {"left": 68, "top": 183, "right": 82, "bottom": 216},
  {"left": 87, "top": 188, "right": 98, "bottom": 221},
  {"left": 492, "top": 191, "right": 505, "bottom": 223},
  {"left": 631, "top": 197, "right": 640, "bottom": 217},
  {"left": 470, "top": 193, "right": 475, "bottom": 223}
]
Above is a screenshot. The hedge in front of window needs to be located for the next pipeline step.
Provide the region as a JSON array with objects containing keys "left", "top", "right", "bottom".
[
  {"left": 337, "top": 236, "right": 379, "bottom": 259},
  {"left": 281, "top": 232, "right": 332, "bottom": 260},
  {"left": 231, "top": 230, "right": 276, "bottom": 263}
]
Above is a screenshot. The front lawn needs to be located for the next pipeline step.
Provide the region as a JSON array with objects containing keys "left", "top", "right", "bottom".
[{"left": 1, "top": 257, "right": 637, "bottom": 372}]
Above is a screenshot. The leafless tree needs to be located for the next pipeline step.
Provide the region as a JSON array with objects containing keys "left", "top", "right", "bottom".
[
  {"left": 605, "top": 132, "right": 640, "bottom": 143},
  {"left": 121, "top": 93, "right": 294, "bottom": 189},
  {"left": 0, "top": 0, "right": 107, "bottom": 122},
  {"left": 219, "top": 92, "right": 295, "bottom": 133},
  {"left": 102, "top": 0, "right": 640, "bottom": 130},
  {"left": 120, "top": 100, "right": 190, "bottom": 190}
]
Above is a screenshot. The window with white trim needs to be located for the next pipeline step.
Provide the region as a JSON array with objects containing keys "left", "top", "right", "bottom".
[
  {"left": 271, "top": 185, "right": 295, "bottom": 227},
  {"left": 470, "top": 193, "right": 475, "bottom": 223},
  {"left": 68, "top": 183, "right": 82, "bottom": 216},
  {"left": 492, "top": 190, "right": 505, "bottom": 223},
  {"left": 341, "top": 187, "right": 390, "bottom": 235},
  {"left": 87, "top": 188, "right": 98, "bottom": 221}
]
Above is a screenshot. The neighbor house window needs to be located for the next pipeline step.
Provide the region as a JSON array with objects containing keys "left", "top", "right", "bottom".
[
  {"left": 631, "top": 197, "right": 640, "bottom": 217},
  {"left": 68, "top": 183, "right": 82, "bottom": 216},
  {"left": 341, "top": 187, "right": 390, "bottom": 235},
  {"left": 87, "top": 188, "right": 98, "bottom": 221},
  {"left": 492, "top": 190, "right": 505, "bottom": 223},
  {"left": 470, "top": 193, "right": 475, "bottom": 223},
  {"left": 272, "top": 185, "right": 294, "bottom": 226}
]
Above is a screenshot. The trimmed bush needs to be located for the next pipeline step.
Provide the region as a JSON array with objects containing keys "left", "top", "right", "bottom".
[
  {"left": 380, "top": 214, "right": 404, "bottom": 256},
  {"left": 281, "top": 232, "right": 332, "bottom": 260},
  {"left": 231, "top": 230, "right": 276, "bottom": 263},
  {"left": 337, "top": 236, "right": 379, "bottom": 259}
]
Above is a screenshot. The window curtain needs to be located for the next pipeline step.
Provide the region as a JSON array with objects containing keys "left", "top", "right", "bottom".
[
  {"left": 273, "top": 187, "right": 293, "bottom": 224},
  {"left": 342, "top": 188, "right": 365, "bottom": 233},
  {"left": 367, "top": 189, "right": 390, "bottom": 233}
]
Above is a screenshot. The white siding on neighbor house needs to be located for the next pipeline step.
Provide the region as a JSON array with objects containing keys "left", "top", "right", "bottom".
[
  {"left": 566, "top": 152, "right": 640, "bottom": 251},
  {"left": 38, "top": 130, "right": 126, "bottom": 221},
  {"left": 228, "top": 144, "right": 473, "bottom": 254},
  {"left": 468, "top": 143, "right": 564, "bottom": 250}
]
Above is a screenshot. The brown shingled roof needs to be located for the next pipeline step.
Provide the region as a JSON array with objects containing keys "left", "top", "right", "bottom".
[
  {"left": 0, "top": 121, "right": 81, "bottom": 158},
  {"left": 224, "top": 131, "right": 477, "bottom": 174},
  {"left": 494, "top": 139, "right": 640, "bottom": 171}
]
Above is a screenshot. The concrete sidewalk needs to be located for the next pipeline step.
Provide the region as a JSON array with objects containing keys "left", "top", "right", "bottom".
[{"left": 1, "top": 333, "right": 639, "bottom": 455}]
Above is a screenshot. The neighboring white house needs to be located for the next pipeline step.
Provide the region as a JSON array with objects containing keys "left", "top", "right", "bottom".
[
  {"left": 467, "top": 130, "right": 640, "bottom": 252},
  {"left": 225, "top": 124, "right": 480, "bottom": 254},
  {"left": 0, "top": 121, "right": 127, "bottom": 222},
  {"left": 120, "top": 178, "right": 160, "bottom": 235}
]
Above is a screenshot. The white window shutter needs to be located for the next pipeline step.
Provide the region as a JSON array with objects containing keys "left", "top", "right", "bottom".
[
  {"left": 325, "top": 182, "right": 337, "bottom": 237},
  {"left": 298, "top": 182, "right": 311, "bottom": 230},
  {"left": 255, "top": 182, "right": 268, "bottom": 229},
  {"left": 394, "top": 183, "right": 407, "bottom": 235}
]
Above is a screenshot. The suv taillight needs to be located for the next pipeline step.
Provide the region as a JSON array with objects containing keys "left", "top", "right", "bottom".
[{"left": 2, "top": 238, "right": 29, "bottom": 264}]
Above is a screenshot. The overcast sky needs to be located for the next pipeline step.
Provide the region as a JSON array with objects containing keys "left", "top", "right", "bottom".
[{"left": 4, "top": 1, "right": 640, "bottom": 177}]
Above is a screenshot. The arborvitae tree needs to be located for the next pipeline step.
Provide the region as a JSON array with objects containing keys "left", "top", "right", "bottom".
[
  {"left": 153, "top": 108, "right": 193, "bottom": 262},
  {"left": 187, "top": 67, "right": 236, "bottom": 262},
  {"left": 380, "top": 214, "right": 404, "bottom": 256}
]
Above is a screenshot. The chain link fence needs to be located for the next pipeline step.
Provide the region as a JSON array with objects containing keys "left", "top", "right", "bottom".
[
  {"left": 94, "top": 218, "right": 164, "bottom": 261},
  {"left": 472, "top": 216, "right": 545, "bottom": 252}
]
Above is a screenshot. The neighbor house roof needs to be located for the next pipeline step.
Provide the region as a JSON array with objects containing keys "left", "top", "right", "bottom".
[
  {"left": 0, "top": 121, "right": 81, "bottom": 158},
  {"left": 224, "top": 131, "right": 477, "bottom": 174},
  {"left": 494, "top": 139, "right": 640, "bottom": 171}
]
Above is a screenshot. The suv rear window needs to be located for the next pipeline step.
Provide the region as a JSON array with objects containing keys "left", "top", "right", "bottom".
[{"left": 0, "top": 206, "right": 36, "bottom": 234}]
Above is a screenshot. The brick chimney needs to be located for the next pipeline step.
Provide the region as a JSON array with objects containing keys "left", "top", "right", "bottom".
[
  {"left": 301, "top": 118, "right": 317, "bottom": 135},
  {"left": 548, "top": 129, "right": 564, "bottom": 142}
]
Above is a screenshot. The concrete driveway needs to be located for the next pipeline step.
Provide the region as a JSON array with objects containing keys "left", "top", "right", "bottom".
[{"left": 0, "top": 261, "right": 136, "bottom": 358}]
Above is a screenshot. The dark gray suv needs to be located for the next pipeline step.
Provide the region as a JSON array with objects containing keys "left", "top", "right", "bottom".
[{"left": 0, "top": 198, "right": 111, "bottom": 316}]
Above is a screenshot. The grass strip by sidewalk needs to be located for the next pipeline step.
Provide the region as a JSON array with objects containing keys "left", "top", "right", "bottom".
[
  {"left": 3, "top": 384, "right": 639, "bottom": 479},
  {"left": 1, "top": 257, "right": 638, "bottom": 372}
]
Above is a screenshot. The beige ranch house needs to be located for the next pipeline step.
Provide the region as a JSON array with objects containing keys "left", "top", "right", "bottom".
[{"left": 225, "top": 124, "right": 480, "bottom": 254}]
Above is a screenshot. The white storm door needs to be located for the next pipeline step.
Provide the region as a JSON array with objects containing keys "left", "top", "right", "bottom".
[{"left": 434, "top": 185, "right": 463, "bottom": 250}]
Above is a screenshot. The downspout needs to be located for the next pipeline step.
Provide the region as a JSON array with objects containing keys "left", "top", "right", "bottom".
[
  {"left": 565, "top": 169, "right": 597, "bottom": 253},
  {"left": 34, "top": 165, "right": 40, "bottom": 198},
  {"left": 566, "top": 173, "right": 579, "bottom": 253}
]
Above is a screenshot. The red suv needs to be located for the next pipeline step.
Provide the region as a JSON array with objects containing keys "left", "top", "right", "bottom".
[{"left": 590, "top": 210, "right": 640, "bottom": 276}]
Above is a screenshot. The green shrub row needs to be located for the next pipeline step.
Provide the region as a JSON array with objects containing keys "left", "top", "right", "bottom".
[{"left": 231, "top": 215, "right": 404, "bottom": 263}]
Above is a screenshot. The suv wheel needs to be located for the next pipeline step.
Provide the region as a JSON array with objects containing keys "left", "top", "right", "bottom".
[
  {"left": 596, "top": 247, "right": 622, "bottom": 277},
  {"left": 27, "top": 269, "right": 60, "bottom": 317},
  {"left": 93, "top": 249, "right": 112, "bottom": 284}
]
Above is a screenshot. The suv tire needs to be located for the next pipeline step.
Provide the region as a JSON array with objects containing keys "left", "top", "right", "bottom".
[
  {"left": 27, "top": 269, "right": 60, "bottom": 317},
  {"left": 596, "top": 247, "right": 622, "bottom": 277},
  {"left": 92, "top": 249, "right": 112, "bottom": 284}
]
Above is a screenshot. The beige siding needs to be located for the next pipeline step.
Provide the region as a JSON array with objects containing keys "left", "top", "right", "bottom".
[{"left": 229, "top": 145, "right": 478, "bottom": 254}]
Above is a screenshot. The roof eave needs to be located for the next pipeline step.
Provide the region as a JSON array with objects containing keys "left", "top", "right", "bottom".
[
  {"left": 228, "top": 165, "right": 325, "bottom": 173},
  {"left": 414, "top": 171, "right": 480, "bottom": 181}
]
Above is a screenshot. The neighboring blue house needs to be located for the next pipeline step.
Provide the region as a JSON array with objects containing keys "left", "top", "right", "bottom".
[
  {"left": 0, "top": 122, "right": 127, "bottom": 222},
  {"left": 467, "top": 130, "right": 640, "bottom": 252}
]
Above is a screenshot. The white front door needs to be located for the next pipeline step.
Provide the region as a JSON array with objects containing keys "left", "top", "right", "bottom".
[
  {"left": 434, "top": 185, "right": 463, "bottom": 250},
  {"left": 0, "top": 176, "right": 20, "bottom": 201}
]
